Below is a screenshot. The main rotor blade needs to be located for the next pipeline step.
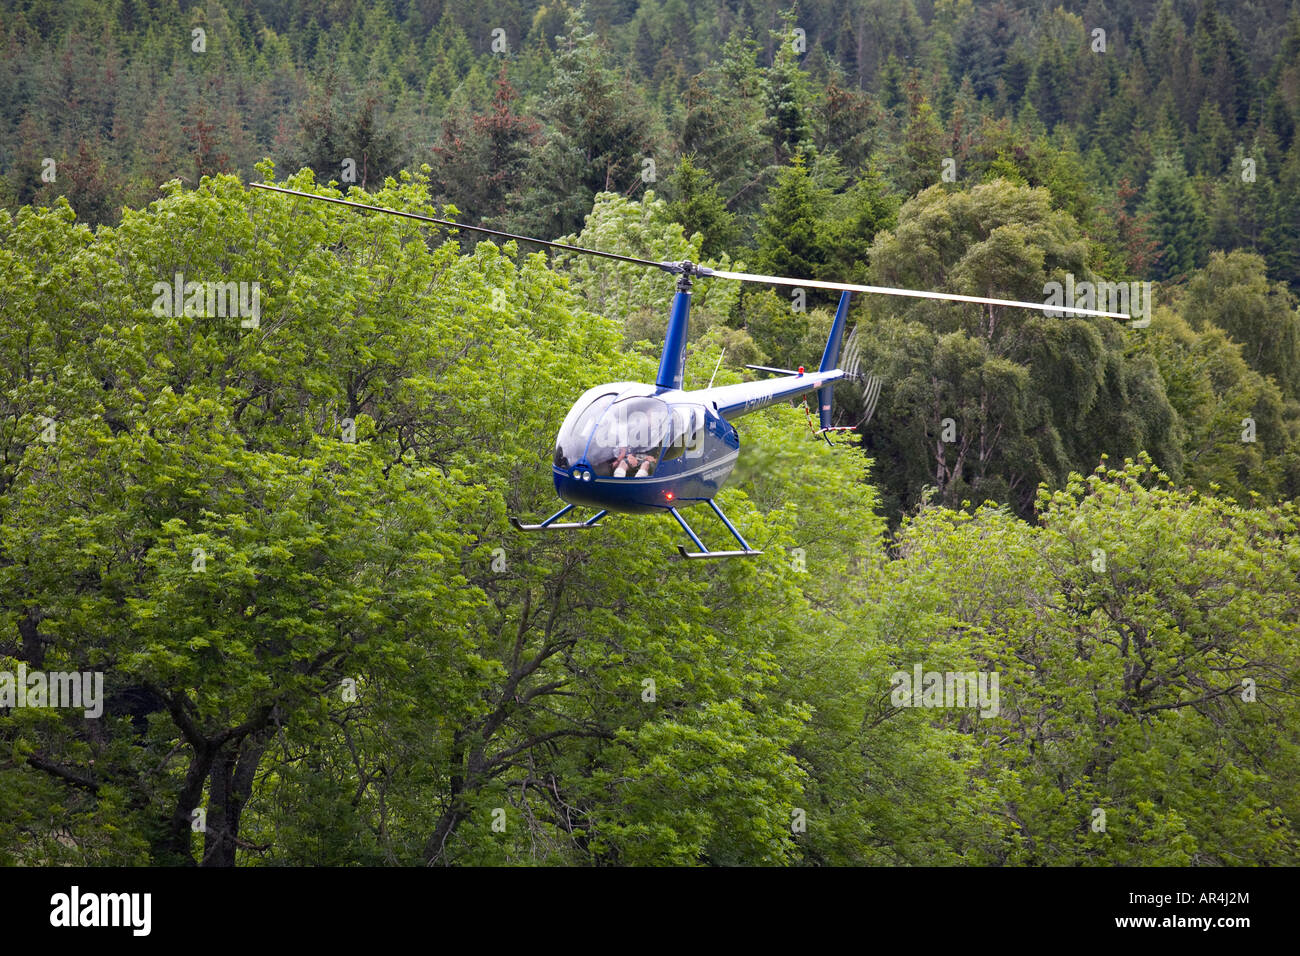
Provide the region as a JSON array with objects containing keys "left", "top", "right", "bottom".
[
  {"left": 250, "top": 183, "right": 1132, "bottom": 320},
  {"left": 248, "top": 183, "right": 673, "bottom": 272},
  {"left": 704, "top": 268, "right": 1131, "bottom": 320}
]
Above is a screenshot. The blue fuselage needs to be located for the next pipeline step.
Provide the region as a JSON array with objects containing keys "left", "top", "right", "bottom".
[
  {"left": 550, "top": 368, "right": 841, "bottom": 514},
  {"left": 551, "top": 383, "right": 739, "bottom": 514},
  {"left": 549, "top": 287, "right": 849, "bottom": 516}
]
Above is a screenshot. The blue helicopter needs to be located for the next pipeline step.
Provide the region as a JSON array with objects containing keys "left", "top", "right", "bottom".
[{"left": 252, "top": 183, "right": 1130, "bottom": 559}]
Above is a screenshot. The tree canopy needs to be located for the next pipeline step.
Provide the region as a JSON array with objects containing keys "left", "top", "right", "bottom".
[{"left": 3, "top": 0, "right": 1300, "bottom": 869}]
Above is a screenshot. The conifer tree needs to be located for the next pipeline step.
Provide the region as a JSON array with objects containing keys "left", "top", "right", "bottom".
[
  {"left": 762, "top": 16, "right": 815, "bottom": 165},
  {"left": 664, "top": 154, "right": 739, "bottom": 258},
  {"left": 752, "top": 153, "right": 830, "bottom": 279},
  {"left": 1143, "top": 154, "right": 1206, "bottom": 280}
]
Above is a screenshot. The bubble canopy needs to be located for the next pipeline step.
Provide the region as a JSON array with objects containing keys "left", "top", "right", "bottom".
[{"left": 553, "top": 385, "right": 705, "bottom": 479}]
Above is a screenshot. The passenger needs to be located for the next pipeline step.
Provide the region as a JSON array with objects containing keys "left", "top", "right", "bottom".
[
  {"left": 613, "top": 447, "right": 633, "bottom": 477},
  {"left": 612, "top": 448, "right": 658, "bottom": 478}
]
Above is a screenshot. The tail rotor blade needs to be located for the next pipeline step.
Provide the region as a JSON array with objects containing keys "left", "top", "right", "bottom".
[
  {"left": 843, "top": 326, "right": 863, "bottom": 381},
  {"left": 859, "top": 373, "right": 883, "bottom": 427}
]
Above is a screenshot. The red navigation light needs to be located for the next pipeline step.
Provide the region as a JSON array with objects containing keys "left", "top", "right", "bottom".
[{"left": 665, "top": 491, "right": 674, "bottom": 501}]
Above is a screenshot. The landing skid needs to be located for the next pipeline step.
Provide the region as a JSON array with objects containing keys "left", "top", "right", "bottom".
[
  {"left": 509, "top": 504, "right": 607, "bottom": 531},
  {"left": 510, "top": 499, "right": 760, "bottom": 560},
  {"left": 671, "top": 499, "right": 762, "bottom": 560}
]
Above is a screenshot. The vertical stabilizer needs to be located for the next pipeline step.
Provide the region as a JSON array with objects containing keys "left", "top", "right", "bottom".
[{"left": 816, "top": 291, "right": 852, "bottom": 428}]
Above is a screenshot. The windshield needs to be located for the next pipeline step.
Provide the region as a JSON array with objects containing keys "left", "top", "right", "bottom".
[
  {"left": 588, "top": 396, "right": 671, "bottom": 478},
  {"left": 553, "top": 391, "right": 617, "bottom": 469}
]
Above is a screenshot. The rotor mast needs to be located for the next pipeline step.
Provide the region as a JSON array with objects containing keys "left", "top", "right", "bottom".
[{"left": 655, "top": 261, "right": 701, "bottom": 391}]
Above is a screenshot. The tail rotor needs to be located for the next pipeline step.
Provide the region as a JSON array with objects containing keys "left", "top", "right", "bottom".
[{"left": 842, "top": 327, "right": 883, "bottom": 428}]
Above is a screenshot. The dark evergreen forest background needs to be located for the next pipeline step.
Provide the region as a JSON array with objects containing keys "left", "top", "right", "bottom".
[
  {"left": 4, "top": 0, "right": 1300, "bottom": 518},
  {"left": 1, "top": 1, "right": 1299, "bottom": 867},
  {"left": 2, "top": 0, "right": 1298, "bottom": 280}
]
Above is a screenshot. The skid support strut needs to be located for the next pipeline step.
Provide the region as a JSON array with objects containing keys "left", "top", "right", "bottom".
[
  {"left": 510, "top": 504, "right": 608, "bottom": 531},
  {"left": 671, "top": 499, "right": 762, "bottom": 559}
]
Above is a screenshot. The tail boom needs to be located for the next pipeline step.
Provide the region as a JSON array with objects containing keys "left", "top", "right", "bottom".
[{"left": 696, "top": 369, "right": 847, "bottom": 420}]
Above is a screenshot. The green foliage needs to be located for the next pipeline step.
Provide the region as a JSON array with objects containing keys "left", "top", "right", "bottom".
[
  {"left": 752, "top": 154, "right": 830, "bottom": 280},
  {"left": 880, "top": 458, "right": 1300, "bottom": 864},
  {"left": 674, "top": 30, "right": 770, "bottom": 222},
  {"left": 860, "top": 180, "right": 1182, "bottom": 519},
  {"left": 1143, "top": 306, "right": 1300, "bottom": 501},
  {"left": 1142, "top": 155, "right": 1207, "bottom": 281},
  {"left": 664, "top": 154, "right": 739, "bottom": 259},
  {"left": 0, "top": 0, "right": 1295, "bottom": 309},
  {"left": 761, "top": 15, "right": 816, "bottom": 165},
  {"left": 0, "top": 172, "right": 870, "bottom": 866},
  {"left": 430, "top": 69, "right": 541, "bottom": 227},
  {"left": 504, "top": 20, "right": 659, "bottom": 238},
  {"left": 1183, "top": 249, "right": 1300, "bottom": 400},
  {"left": 820, "top": 166, "right": 900, "bottom": 282},
  {"left": 551, "top": 190, "right": 738, "bottom": 354},
  {"left": 3, "top": 0, "right": 1300, "bottom": 871}
]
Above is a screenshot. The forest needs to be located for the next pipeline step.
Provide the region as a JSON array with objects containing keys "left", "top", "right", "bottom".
[{"left": 1, "top": 0, "right": 1299, "bottom": 866}]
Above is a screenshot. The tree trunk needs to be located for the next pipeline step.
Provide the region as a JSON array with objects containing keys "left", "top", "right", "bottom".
[
  {"left": 424, "top": 733, "right": 468, "bottom": 864},
  {"left": 163, "top": 742, "right": 214, "bottom": 865},
  {"left": 202, "top": 730, "right": 272, "bottom": 867}
]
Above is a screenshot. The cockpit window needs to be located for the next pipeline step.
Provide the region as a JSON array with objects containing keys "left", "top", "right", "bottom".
[
  {"left": 553, "top": 391, "right": 617, "bottom": 469},
  {"left": 588, "top": 396, "right": 671, "bottom": 478},
  {"left": 661, "top": 404, "right": 706, "bottom": 462}
]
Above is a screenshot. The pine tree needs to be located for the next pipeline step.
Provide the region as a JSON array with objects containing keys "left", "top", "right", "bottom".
[
  {"left": 1193, "top": 0, "right": 1254, "bottom": 128},
  {"left": 664, "top": 155, "right": 739, "bottom": 258},
  {"left": 821, "top": 166, "right": 899, "bottom": 282},
  {"left": 677, "top": 36, "right": 769, "bottom": 218},
  {"left": 894, "top": 95, "right": 945, "bottom": 197},
  {"left": 753, "top": 154, "right": 830, "bottom": 280},
  {"left": 1263, "top": 142, "right": 1300, "bottom": 292},
  {"left": 1208, "top": 144, "right": 1273, "bottom": 252},
  {"left": 343, "top": 92, "right": 403, "bottom": 189},
  {"left": 633, "top": 17, "right": 658, "bottom": 76},
  {"left": 762, "top": 18, "right": 815, "bottom": 165},
  {"left": 1262, "top": 11, "right": 1300, "bottom": 154},
  {"left": 951, "top": 1, "right": 1020, "bottom": 101},
  {"left": 505, "top": 15, "right": 656, "bottom": 237},
  {"left": 817, "top": 75, "right": 881, "bottom": 172},
  {"left": 879, "top": 53, "right": 905, "bottom": 112},
  {"left": 1191, "top": 101, "right": 1232, "bottom": 176},
  {"left": 58, "top": 140, "right": 119, "bottom": 226},
  {"left": 1028, "top": 35, "right": 1072, "bottom": 130},
  {"left": 1142, "top": 154, "right": 1206, "bottom": 280},
  {"left": 1093, "top": 177, "right": 1161, "bottom": 279}
]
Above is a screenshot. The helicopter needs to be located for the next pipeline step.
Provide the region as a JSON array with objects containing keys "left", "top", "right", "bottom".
[{"left": 250, "top": 182, "right": 1131, "bottom": 559}]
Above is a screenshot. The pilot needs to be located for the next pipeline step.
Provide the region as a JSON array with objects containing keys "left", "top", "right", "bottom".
[
  {"left": 613, "top": 447, "right": 635, "bottom": 477},
  {"left": 613, "top": 449, "right": 656, "bottom": 478}
]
